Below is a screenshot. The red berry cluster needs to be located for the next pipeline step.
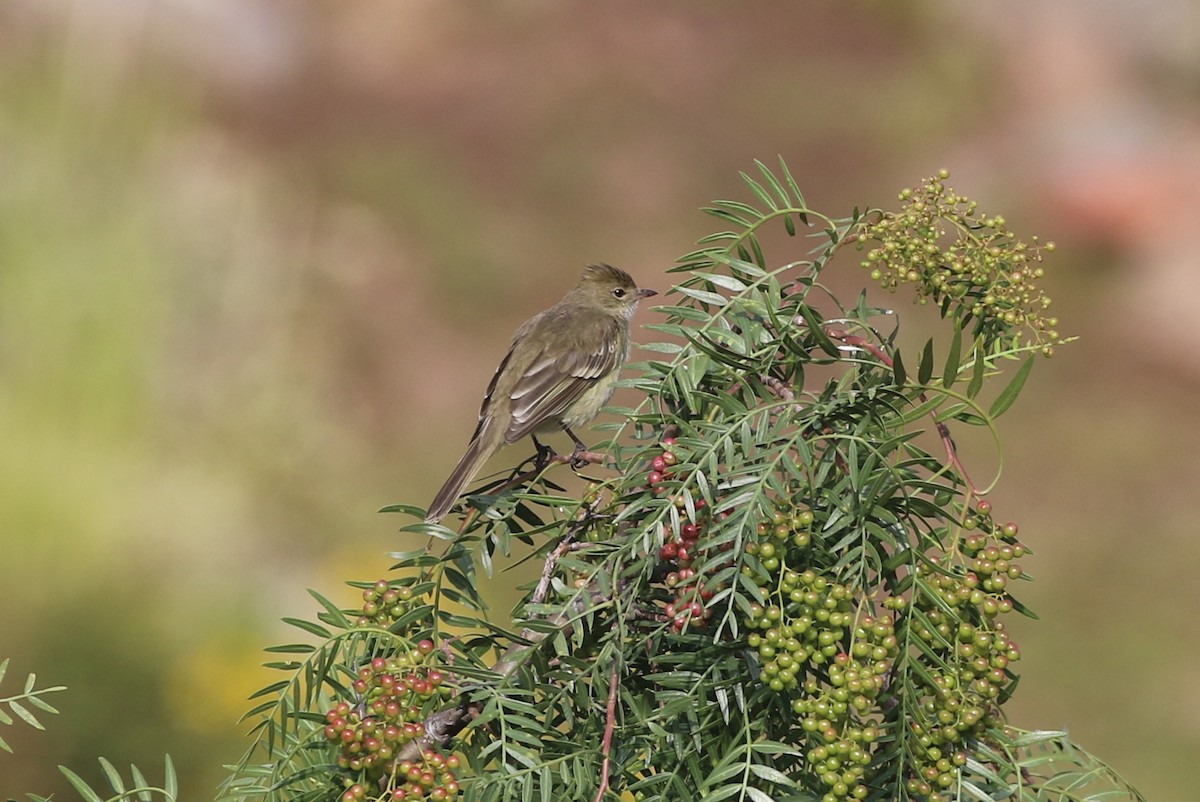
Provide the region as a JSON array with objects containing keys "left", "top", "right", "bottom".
[
  {"left": 323, "top": 641, "right": 450, "bottom": 778},
  {"left": 356, "top": 579, "right": 417, "bottom": 628},
  {"left": 663, "top": 566, "right": 714, "bottom": 632},
  {"left": 387, "top": 750, "right": 461, "bottom": 801},
  {"left": 646, "top": 437, "right": 679, "bottom": 493},
  {"left": 648, "top": 438, "right": 737, "bottom": 633}
]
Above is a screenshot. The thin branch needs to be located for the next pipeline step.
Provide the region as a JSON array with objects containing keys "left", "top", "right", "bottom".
[
  {"left": 759, "top": 373, "right": 804, "bottom": 415},
  {"left": 394, "top": 505, "right": 598, "bottom": 764},
  {"left": 532, "top": 529, "right": 582, "bottom": 605},
  {"left": 438, "top": 449, "right": 609, "bottom": 539},
  {"left": 504, "top": 450, "right": 609, "bottom": 495},
  {"left": 394, "top": 428, "right": 666, "bottom": 770},
  {"left": 592, "top": 664, "right": 621, "bottom": 802}
]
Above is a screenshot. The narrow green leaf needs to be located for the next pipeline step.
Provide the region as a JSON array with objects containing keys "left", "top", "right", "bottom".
[
  {"left": 714, "top": 199, "right": 764, "bottom": 218},
  {"left": 98, "top": 757, "right": 124, "bottom": 793},
  {"left": 638, "top": 341, "right": 684, "bottom": 354},
  {"left": 967, "top": 349, "right": 987, "bottom": 399},
  {"left": 943, "top": 327, "right": 962, "bottom": 389},
  {"left": 750, "top": 740, "right": 803, "bottom": 756},
  {"left": 703, "top": 206, "right": 752, "bottom": 227},
  {"left": 26, "top": 689, "right": 63, "bottom": 714},
  {"left": 247, "top": 680, "right": 290, "bottom": 700},
  {"left": 748, "top": 232, "right": 766, "bottom": 268},
  {"left": 895, "top": 394, "right": 945, "bottom": 427},
  {"left": 988, "top": 356, "right": 1035, "bottom": 418},
  {"left": 398, "top": 521, "right": 456, "bottom": 540},
  {"left": 308, "top": 589, "right": 353, "bottom": 628},
  {"left": 675, "top": 286, "right": 728, "bottom": 307},
  {"left": 776, "top": 155, "right": 807, "bottom": 212},
  {"left": 377, "top": 503, "right": 427, "bottom": 516},
  {"left": 798, "top": 305, "right": 840, "bottom": 357},
  {"left": 700, "top": 785, "right": 744, "bottom": 802},
  {"left": 282, "top": 617, "right": 330, "bottom": 640},
  {"left": 917, "top": 338, "right": 935, "bottom": 385},
  {"left": 702, "top": 760, "right": 746, "bottom": 788},
  {"left": 479, "top": 545, "right": 493, "bottom": 578},
  {"left": 0, "top": 658, "right": 8, "bottom": 686},
  {"left": 59, "top": 766, "right": 105, "bottom": 802},
  {"left": 892, "top": 349, "right": 907, "bottom": 386},
  {"left": 747, "top": 764, "right": 795, "bottom": 786},
  {"left": 164, "top": 755, "right": 178, "bottom": 801},
  {"left": 692, "top": 231, "right": 738, "bottom": 247},
  {"left": 754, "top": 159, "right": 790, "bottom": 207},
  {"left": 743, "top": 787, "right": 776, "bottom": 802},
  {"left": 739, "top": 172, "right": 779, "bottom": 211},
  {"left": 1008, "top": 728, "right": 1067, "bottom": 747},
  {"left": 8, "top": 700, "right": 42, "bottom": 730},
  {"left": 693, "top": 272, "right": 749, "bottom": 293},
  {"left": 129, "top": 763, "right": 152, "bottom": 802},
  {"left": 709, "top": 252, "right": 769, "bottom": 278},
  {"left": 957, "top": 778, "right": 998, "bottom": 802},
  {"left": 263, "top": 643, "right": 316, "bottom": 654}
]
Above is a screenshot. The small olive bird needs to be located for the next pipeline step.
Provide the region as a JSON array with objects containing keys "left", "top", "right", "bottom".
[{"left": 425, "top": 264, "right": 656, "bottom": 523}]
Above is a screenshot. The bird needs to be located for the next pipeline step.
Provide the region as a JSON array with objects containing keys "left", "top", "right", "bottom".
[{"left": 425, "top": 264, "right": 656, "bottom": 523}]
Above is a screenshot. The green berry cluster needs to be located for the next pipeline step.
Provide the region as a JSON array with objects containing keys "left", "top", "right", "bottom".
[
  {"left": 323, "top": 641, "right": 454, "bottom": 783},
  {"left": 744, "top": 569, "right": 854, "bottom": 688},
  {"left": 859, "top": 170, "right": 1059, "bottom": 353},
  {"left": 744, "top": 566, "right": 899, "bottom": 802},
  {"left": 731, "top": 491, "right": 1036, "bottom": 800},
  {"left": 736, "top": 498, "right": 906, "bottom": 802},
  {"left": 335, "top": 750, "right": 461, "bottom": 802},
  {"left": 797, "top": 711, "right": 878, "bottom": 802},
  {"left": 902, "top": 510, "right": 1027, "bottom": 797},
  {"left": 356, "top": 579, "right": 418, "bottom": 628}
]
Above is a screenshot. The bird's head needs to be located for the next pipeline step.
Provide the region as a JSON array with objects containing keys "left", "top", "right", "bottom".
[{"left": 570, "top": 263, "right": 657, "bottom": 318}]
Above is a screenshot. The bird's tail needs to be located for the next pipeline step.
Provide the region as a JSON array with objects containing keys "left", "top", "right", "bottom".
[{"left": 425, "top": 421, "right": 500, "bottom": 523}]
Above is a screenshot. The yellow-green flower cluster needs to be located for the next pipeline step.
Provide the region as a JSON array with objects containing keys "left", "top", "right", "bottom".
[{"left": 860, "top": 170, "right": 1059, "bottom": 354}]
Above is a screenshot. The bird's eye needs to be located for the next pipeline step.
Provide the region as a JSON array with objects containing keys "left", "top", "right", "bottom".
[{"left": 612, "top": 287, "right": 627, "bottom": 298}]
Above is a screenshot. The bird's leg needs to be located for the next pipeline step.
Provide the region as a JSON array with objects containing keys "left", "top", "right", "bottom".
[
  {"left": 562, "top": 426, "right": 590, "bottom": 470},
  {"left": 530, "top": 435, "right": 555, "bottom": 471}
]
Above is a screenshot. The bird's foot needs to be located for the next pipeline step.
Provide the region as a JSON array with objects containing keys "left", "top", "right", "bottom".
[
  {"left": 531, "top": 437, "right": 555, "bottom": 471},
  {"left": 569, "top": 444, "right": 590, "bottom": 471}
]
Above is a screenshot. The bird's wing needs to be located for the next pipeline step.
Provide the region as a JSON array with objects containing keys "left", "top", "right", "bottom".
[
  {"left": 469, "top": 346, "right": 515, "bottom": 441},
  {"left": 505, "top": 314, "right": 623, "bottom": 442}
]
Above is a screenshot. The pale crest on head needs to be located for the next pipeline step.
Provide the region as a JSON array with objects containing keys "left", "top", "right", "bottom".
[{"left": 582, "top": 263, "right": 638, "bottom": 288}]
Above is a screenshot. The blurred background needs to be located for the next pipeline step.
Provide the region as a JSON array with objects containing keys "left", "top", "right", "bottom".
[{"left": 2, "top": 1, "right": 1198, "bottom": 799}]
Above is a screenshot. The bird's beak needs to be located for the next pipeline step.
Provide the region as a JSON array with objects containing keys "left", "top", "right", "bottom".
[{"left": 637, "top": 288, "right": 658, "bottom": 299}]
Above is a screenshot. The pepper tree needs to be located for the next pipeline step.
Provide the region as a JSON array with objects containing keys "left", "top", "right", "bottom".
[{"left": 216, "top": 161, "right": 1143, "bottom": 802}]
